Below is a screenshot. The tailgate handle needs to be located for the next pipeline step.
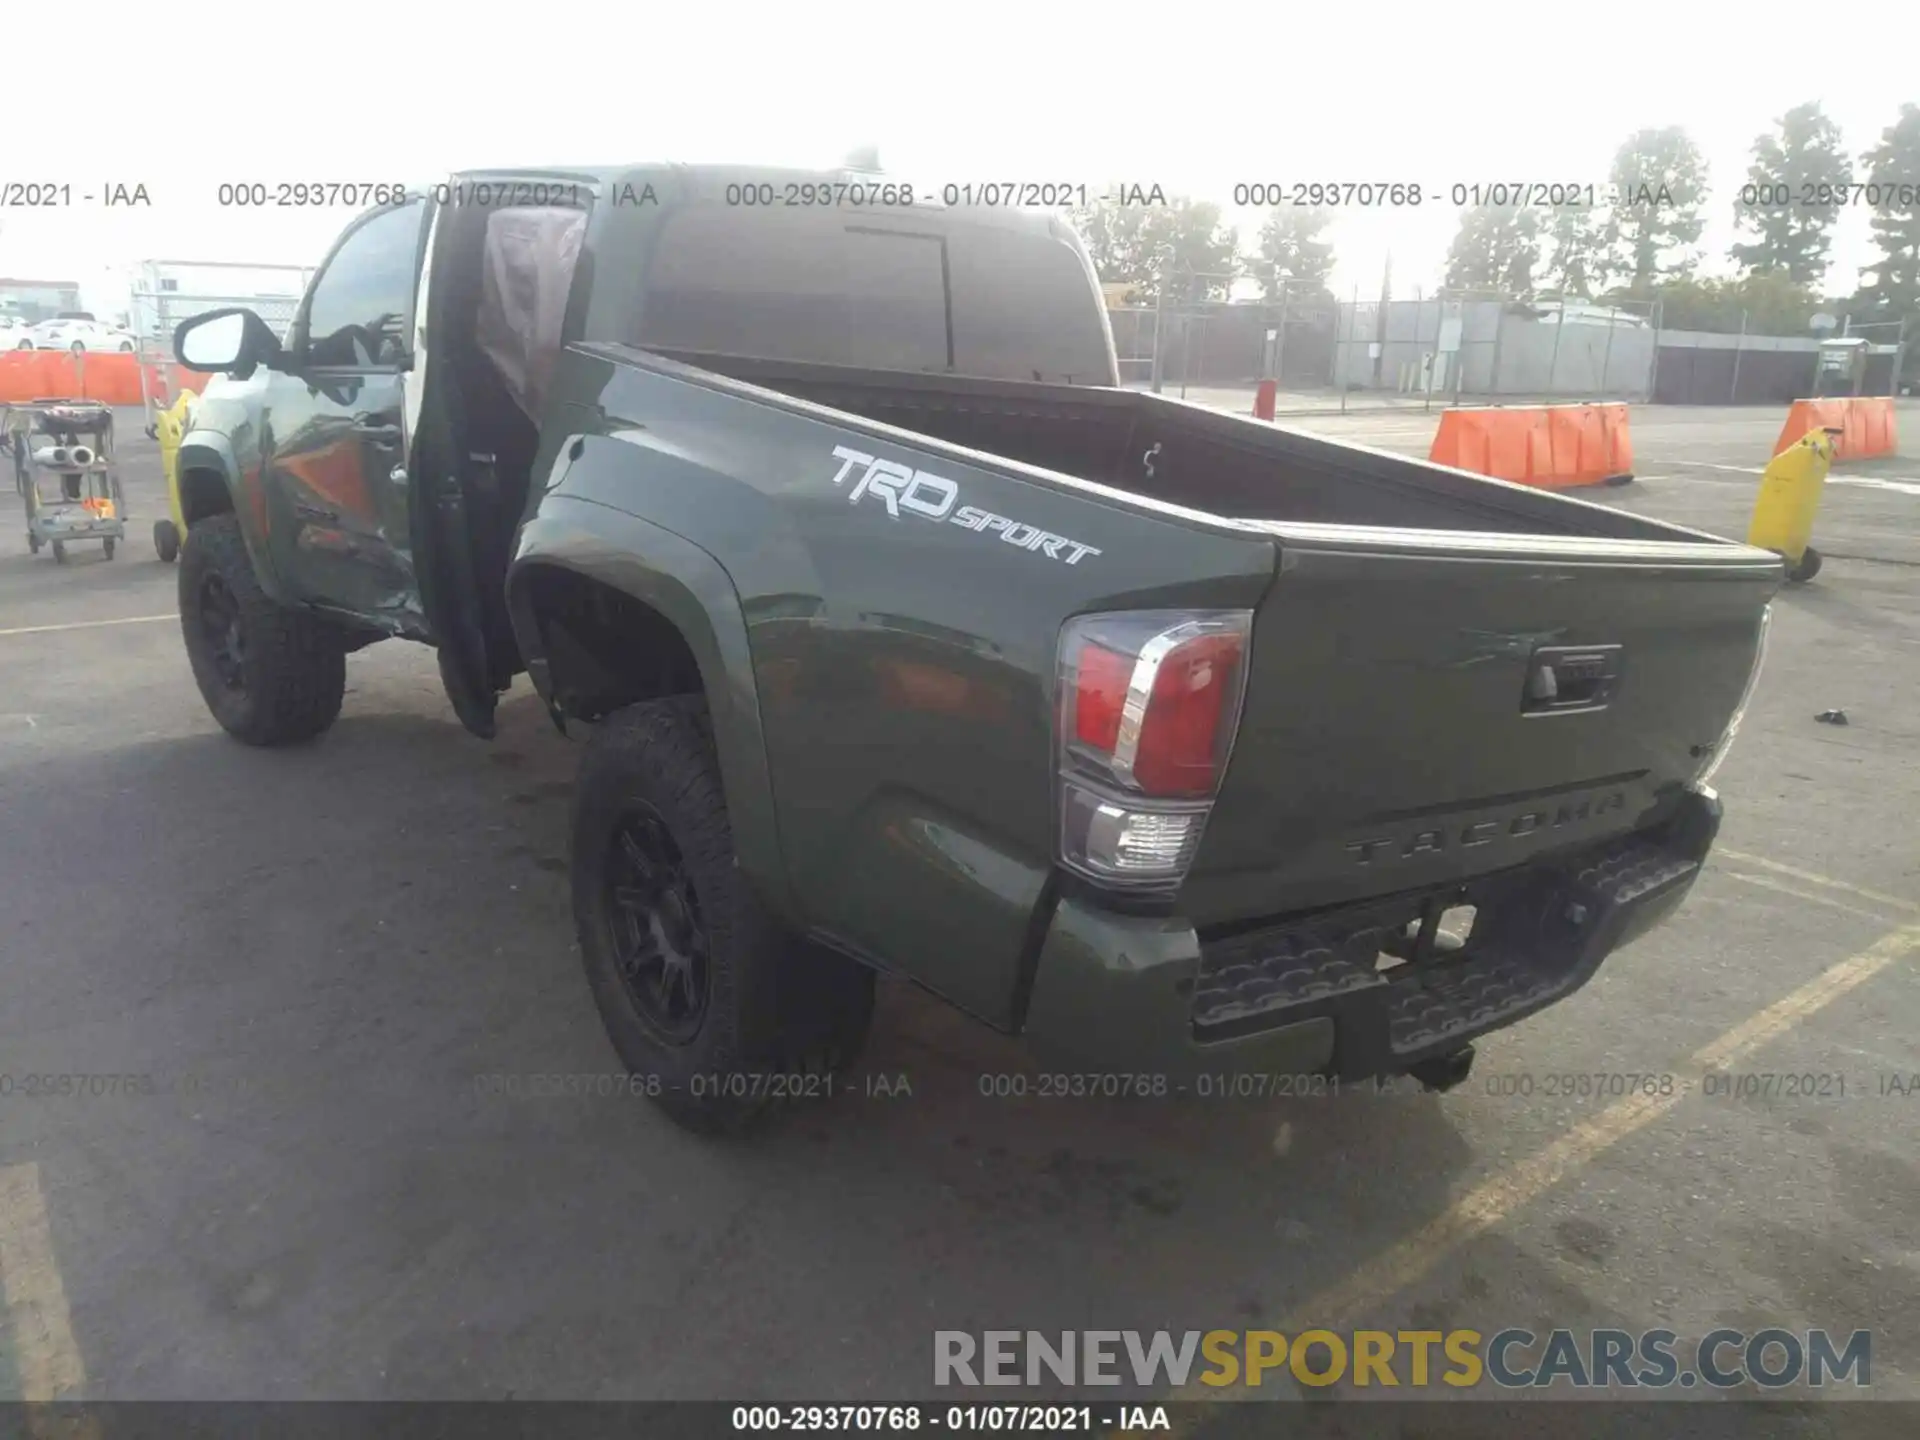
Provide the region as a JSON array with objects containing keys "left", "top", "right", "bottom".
[{"left": 1522, "top": 644, "right": 1622, "bottom": 715}]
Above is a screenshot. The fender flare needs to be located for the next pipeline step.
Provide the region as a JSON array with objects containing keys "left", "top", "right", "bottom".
[
  {"left": 175, "top": 429, "right": 289, "bottom": 604},
  {"left": 507, "top": 499, "right": 795, "bottom": 925}
]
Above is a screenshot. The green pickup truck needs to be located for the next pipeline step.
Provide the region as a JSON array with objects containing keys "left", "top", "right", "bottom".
[{"left": 170, "top": 164, "right": 1780, "bottom": 1133}]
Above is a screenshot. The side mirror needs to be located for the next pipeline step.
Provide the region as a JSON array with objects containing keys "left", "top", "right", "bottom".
[{"left": 174, "top": 307, "right": 284, "bottom": 377}]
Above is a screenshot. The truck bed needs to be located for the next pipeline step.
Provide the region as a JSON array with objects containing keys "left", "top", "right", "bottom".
[
  {"left": 663, "top": 349, "right": 1692, "bottom": 542},
  {"left": 554, "top": 343, "right": 1777, "bottom": 962}
]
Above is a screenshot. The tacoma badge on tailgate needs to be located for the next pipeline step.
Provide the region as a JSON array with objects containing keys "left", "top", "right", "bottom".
[{"left": 1345, "top": 787, "right": 1630, "bottom": 864}]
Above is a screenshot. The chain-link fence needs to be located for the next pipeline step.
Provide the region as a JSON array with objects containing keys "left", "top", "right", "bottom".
[
  {"left": 1109, "top": 263, "right": 1920, "bottom": 415},
  {"left": 1321, "top": 288, "right": 1664, "bottom": 411},
  {"left": 129, "top": 262, "right": 310, "bottom": 419},
  {"left": 1112, "top": 272, "right": 1340, "bottom": 405},
  {"left": 1834, "top": 317, "right": 1913, "bottom": 397},
  {"left": 1112, "top": 264, "right": 1675, "bottom": 415}
]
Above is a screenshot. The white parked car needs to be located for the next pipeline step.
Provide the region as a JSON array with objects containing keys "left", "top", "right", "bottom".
[{"left": 15, "top": 318, "right": 138, "bottom": 352}]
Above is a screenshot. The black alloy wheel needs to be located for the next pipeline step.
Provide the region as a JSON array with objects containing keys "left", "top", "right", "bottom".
[
  {"left": 196, "top": 572, "right": 247, "bottom": 691},
  {"left": 603, "top": 805, "right": 710, "bottom": 1044}
]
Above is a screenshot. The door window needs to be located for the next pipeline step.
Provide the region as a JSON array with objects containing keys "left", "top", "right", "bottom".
[{"left": 301, "top": 198, "right": 428, "bottom": 368}]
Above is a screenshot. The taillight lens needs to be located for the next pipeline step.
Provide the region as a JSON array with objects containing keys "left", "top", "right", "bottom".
[{"left": 1056, "top": 611, "right": 1252, "bottom": 891}]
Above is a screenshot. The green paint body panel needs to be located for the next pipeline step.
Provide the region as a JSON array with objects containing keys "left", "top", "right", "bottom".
[
  {"left": 172, "top": 162, "right": 1785, "bottom": 1079},
  {"left": 513, "top": 348, "right": 1278, "bottom": 1028}
]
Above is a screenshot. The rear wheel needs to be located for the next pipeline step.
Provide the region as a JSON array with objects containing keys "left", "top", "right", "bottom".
[
  {"left": 27, "top": 533, "right": 40, "bottom": 554},
  {"left": 1788, "top": 545, "right": 1823, "bottom": 583},
  {"left": 51, "top": 540, "right": 66, "bottom": 564},
  {"left": 102, "top": 537, "right": 116, "bottom": 560},
  {"left": 572, "top": 697, "right": 874, "bottom": 1136},
  {"left": 153, "top": 519, "right": 180, "bottom": 563},
  {"left": 178, "top": 513, "right": 346, "bottom": 745}
]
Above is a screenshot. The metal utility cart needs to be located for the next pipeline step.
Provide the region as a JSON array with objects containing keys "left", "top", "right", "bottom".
[{"left": 6, "top": 398, "right": 127, "bottom": 562}]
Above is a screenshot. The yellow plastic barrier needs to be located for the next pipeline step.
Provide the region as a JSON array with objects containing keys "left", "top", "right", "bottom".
[
  {"left": 1748, "top": 426, "right": 1838, "bottom": 582},
  {"left": 152, "top": 390, "right": 196, "bottom": 563}
]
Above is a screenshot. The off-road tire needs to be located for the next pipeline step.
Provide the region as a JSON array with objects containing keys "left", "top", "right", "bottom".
[
  {"left": 572, "top": 696, "right": 874, "bottom": 1136},
  {"left": 178, "top": 513, "right": 346, "bottom": 745}
]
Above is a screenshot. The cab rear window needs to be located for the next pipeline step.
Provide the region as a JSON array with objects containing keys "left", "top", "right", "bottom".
[
  {"left": 637, "top": 207, "right": 950, "bottom": 373},
  {"left": 629, "top": 201, "right": 1115, "bottom": 384}
]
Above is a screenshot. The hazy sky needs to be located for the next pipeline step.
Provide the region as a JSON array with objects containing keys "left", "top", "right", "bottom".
[{"left": 3, "top": 0, "right": 1916, "bottom": 317}]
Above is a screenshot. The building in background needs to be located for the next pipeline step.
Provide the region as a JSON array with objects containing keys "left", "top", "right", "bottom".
[{"left": 0, "top": 277, "right": 85, "bottom": 325}]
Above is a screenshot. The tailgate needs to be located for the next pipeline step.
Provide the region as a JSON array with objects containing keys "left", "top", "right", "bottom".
[{"left": 1184, "top": 524, "right": 1780, "bottom": 926}]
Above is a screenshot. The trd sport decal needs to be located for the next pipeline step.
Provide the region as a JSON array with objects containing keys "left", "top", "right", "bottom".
[{"left": 828, "top": 445, "right": 1102, "bottom": 566}]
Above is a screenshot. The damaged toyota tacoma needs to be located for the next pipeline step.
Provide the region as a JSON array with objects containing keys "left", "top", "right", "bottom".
[{"left": 168, "top": 164, "right": 1781, "bottom": 1133}]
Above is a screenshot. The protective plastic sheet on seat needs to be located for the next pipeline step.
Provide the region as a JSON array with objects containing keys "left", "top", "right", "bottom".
[{"left": 475, "top": 206, "right": 586, "bottom": 421}]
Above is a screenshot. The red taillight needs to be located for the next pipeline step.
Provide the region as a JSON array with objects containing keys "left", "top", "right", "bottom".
[
  {"left": 1073, "top": 642, "right": 1133, "bottom": 753},
  {"left": 1133, "top": 631, "right": 1243, "bottom": 796},
  {"left": 1057, "top": 610, "right": 1253, "bottom": 892}
]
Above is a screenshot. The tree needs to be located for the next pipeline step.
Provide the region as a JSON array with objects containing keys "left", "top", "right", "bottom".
[
  {"left": 1070, "top": 196, "right": 1239, "bottom": 303},
  {"left": 1731, "top": 271, "right": 1825, "bottom": 335},
  {"left": 1442, "top": 204, "right": 1542, "bottom": 296},
  {"left": 1608, "top": 127, "right": 1709, "bottom": 290},
  {"left": 1539, "top": 205, "right": 1614, "bottom": 299},
  {"left": 1252, "top": 208, "right": 1335, "bottom": 299},
  {"left": 1640, "top": 273, "right": 1822, "bottom": 335},
  {"left": 1855, "top": 103, "right": 1920, "bottom": 320},
  {"left": 1730, "top": 102, "right": 1851, "bottom": 284}
]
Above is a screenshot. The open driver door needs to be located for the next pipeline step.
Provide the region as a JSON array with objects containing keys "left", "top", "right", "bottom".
[
  {"left": 409, "top": 192, "right": 503, "bottom": 739},
  {"left": 409, "top": 181, "right": 591, "bottom": 740}
]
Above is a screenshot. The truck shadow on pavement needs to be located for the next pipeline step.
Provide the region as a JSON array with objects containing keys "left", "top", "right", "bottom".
[{"left": 3, "top": 687, "right": 1477, "bottom": 1400}]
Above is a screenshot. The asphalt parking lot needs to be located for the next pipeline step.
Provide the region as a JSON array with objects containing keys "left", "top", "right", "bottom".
[{"left": 1, "top": 402, "right": 1916, "bottom": 1417}]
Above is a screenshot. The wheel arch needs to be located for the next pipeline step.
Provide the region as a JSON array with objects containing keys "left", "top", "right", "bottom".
[
  {"left": 507, "top": 503, "right": 795, "bottom": 925},
  {"left": 175, "top": 430, "right": 289, "bottom": 604}
]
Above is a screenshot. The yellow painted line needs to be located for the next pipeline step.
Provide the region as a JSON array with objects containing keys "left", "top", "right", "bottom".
[
  {"left": 0, "top": 614, "right": 175, "bottom": 639},
  {"left": 1717, "top": 848, "right": 1920, "bottom": 916},
  {"left": 0, "top": 1162, "right": 85, "bottom": 1402},
  {"left": 1148, "top": 922, "right": 1920, "bottom": 1425},
  {"left": 1715, "top": 867, "right": 1903, "bottom": 924}
]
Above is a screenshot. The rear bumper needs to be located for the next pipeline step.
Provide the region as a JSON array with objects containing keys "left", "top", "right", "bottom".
[{"left": 1020, "top": 786, "right": 1721, "bottom": 1083}]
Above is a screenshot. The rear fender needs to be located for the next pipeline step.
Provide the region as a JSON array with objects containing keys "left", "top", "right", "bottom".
[{"left": 507, "top": 499, "right": 795, "bottom": 925}]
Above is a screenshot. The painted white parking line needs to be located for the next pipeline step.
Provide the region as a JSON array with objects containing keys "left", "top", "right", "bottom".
[
  {"left": 1640, "top": 472, "right": 1750, "bottom": 486},
  {"left": 1717, "top": 867, "right": 1902, "bottom": 924},
  {"left": 1667, "top": 459, "right": 1920, "bottom": 496},
  {"left": 0, "top": 1162, "right": 85, "bottom": 1402},
  {"left": 1147, "top": 920, "right": 1920, "bottom": 1427},
  {"left": 1716, "top": 847, "right": 1920, "bottom": 915},
  {"left": 1828, "top": 475, "right": 1920, "bottom": 497},
  {"left": 0, "top": 614, "right": 176, "bottom": 639}
]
